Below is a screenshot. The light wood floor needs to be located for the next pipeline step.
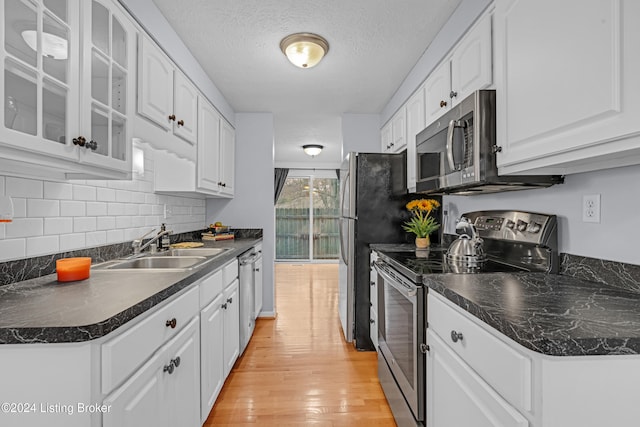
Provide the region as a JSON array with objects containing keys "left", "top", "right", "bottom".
[{"left": 203, "top": 263, "right": 396, "bottom": 426}]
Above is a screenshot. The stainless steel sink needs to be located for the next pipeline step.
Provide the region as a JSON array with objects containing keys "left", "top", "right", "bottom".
[
  {"left": 165, "top": 248, "right": 229, "bottom": 257},
  {"left": 103, "top": 256, "right": 208, "bottom": 270}
]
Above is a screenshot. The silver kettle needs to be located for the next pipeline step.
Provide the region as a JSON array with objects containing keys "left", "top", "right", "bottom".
[{"left": 446, "top": 217, "right": 487, "bottom": 265}]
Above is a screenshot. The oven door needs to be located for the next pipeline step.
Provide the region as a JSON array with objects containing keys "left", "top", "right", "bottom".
[{"left": 375, "top": 260, "right": 425, "bottom": 421}]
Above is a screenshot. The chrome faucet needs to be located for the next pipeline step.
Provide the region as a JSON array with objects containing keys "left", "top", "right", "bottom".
[{"left": 132, "top": 227, "right": 173, "bottom": 255}]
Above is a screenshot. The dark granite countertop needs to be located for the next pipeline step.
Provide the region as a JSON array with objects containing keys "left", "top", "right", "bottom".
[
  {"left": 0, "top": 238, "right": 261, "bottom": 344},
  {"left": 371, "top": 244, "right": 640, "bottom": 357}
]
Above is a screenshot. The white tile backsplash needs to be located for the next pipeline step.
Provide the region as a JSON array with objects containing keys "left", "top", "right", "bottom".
[
  {"left": 59, "top": 233, "right": 86, "bottom": 251},
  {"left": 106, "top": 229, "right": 125, "bottom": 244},
  {"left": 72, "top": 185, "right": 97, "bottom": 201},
  {"left": 26, "top": 235, "right": 59, "bottom": 257},
  {"left": 44, "top": 182, "right": 72, "bottom": 200},
  {"left": 44, "top": 217, "right": 73, "bottom": 235},
  {"left": 0, "top": 238, "right": 26, "bottom": 259},
  {"left": 96, "top": 187, "right": 116, "bottom": 202},
  {"left": 86, "top": 202, "right": 108, "bottom": 216},
  {"left": 74, "top": 217, "right": 97, "bottom": 233},
  {"left": 27, "top": 199, "right": 60, "bottom": 217},
  {"left": 12, "top": 198, "right": 26, "bottom": 217},
  {"left": 60, "top": 201, "right": 87, "bottom": 217},
  {"left": 6, "top": 177, "right": 43, "bottom": 198},
  {"left": 6, "top": 218, "right": 43, "bottom": 238},
  {"left": 86, "top": 231, "right": 107, "bottom": 247},
  {"left": 0, "top": 144, "right": 206, "bottom": 262}
]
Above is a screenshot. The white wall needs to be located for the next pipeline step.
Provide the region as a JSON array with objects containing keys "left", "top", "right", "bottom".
[
  {"left": 341, "top": 113, "right": 381, "bottom": 157},
  {"left": 118, "top": 0, "right": 235, "bottom": 125},
  {"left": 0, "top": 143, "right": 206, "bottom": 262},
  {"left": 444, "top": 164, "right": 640, "bottom": 265},
  {"left": 206, "top": 113, "right": 276, "bottom": 316}
]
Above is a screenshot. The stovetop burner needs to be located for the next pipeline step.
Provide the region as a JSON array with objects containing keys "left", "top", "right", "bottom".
[{"left": 377, "top": 246, "right": 530, "bottom": 283}]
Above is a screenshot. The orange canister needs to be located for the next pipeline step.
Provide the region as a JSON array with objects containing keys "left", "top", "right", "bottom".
[{"left": 56, "top": 257, "right": 92, "bottom": 282}]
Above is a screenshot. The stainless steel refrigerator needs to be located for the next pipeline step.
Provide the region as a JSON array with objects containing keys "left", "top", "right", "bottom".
[{"left": 339, "top": 151, "right": 408, "bottom": 350}]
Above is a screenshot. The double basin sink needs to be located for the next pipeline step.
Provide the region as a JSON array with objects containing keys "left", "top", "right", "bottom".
[{"left": 96, "top": 247, "right": 230, "bottom": 271}]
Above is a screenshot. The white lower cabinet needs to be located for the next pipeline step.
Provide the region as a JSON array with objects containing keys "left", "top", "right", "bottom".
[
  {"left": 223, "top": 279, "right": 240, "bottom": 377},
  {"left": 103, "top": 316, "right": 200, "bottom": 427},
  {"left": 427, "top": 291, "right": 640, "bottom": 427},
  {"left": 199, "top": 260, "right": 240, "bottom": 423},
  {"left": 253, "top": 251, "right": 263, "bottom": 318},
  {"left": 200, "top": 294, "right": 225, "bottom": 423},
  {"left": 427, "top": 330, "right": 528, "bottom": 427}
]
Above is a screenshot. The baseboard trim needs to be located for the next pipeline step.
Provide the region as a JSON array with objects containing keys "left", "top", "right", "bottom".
[{"left": 257, "top": 311, "right": 276, "bottom": 319}]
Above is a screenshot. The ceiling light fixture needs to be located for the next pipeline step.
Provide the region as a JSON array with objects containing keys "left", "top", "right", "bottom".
[
  {"left": 303, "top": 144, "right": 323, "bottom": 157},
  {"left": 280, "top": 33, "right": 329, "bottom": 69},
  {"left": 21, "top": 30, "right": 68, "bottom": 60}
]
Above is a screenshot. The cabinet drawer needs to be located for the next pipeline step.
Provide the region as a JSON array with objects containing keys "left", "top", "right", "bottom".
[
  {"left": 199, "top": 269, "right": 223, "bottom": 309},
  {"left": 428, "top": 292, "right": 532, "bottom": 411},
  {"left": 223, "top": 259, "right": 238, "bottom": 285},
  {"left": 102, "top": 286, "right": 199, "bottom": 394}
]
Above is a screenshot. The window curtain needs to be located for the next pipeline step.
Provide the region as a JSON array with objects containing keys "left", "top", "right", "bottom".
[{"left": 274, "top": 168, "right": 289, "bottom": 204}]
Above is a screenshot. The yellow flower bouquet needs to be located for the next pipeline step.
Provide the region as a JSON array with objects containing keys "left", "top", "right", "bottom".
[{"left": 402, "top": 199, "right": 441, "bottom": 238}]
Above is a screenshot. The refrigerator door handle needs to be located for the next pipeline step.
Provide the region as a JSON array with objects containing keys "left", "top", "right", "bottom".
[
  {"left": 339, "top": 218, "right": 348, "bottom": 265},
  {"left": 340, "top": 170, "right": 350, "bottom": 218}
]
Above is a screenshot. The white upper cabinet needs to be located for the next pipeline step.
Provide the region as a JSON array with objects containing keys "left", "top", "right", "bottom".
[
  {"left": 0, "top": 0, "right": 134, "bottom": 179},
  {"left": 450, "top": 13, "right": 492, "bottom": 106},
  {"left": 155, "top": 99, "right": 235, "bottom": 199},
  {"left": 424, "top": 59, "right": 452, "bottom": 125},
  {"left": 495, "top": 0, "right": 640, "bottom": 175},
  {"left": 137, "top": 34, "right": 198, "bottom": 146},
  {"left": 137, "top": 35, "right": 173, "bottom": 130},
  {"left": 425, "top": 12, "right": 492, "bottom": 125},
  {"left": 381, "top": 108, "right": 407, "bottom": 154},
  {"left": 197, "top": 98, "right": 222, "bottom": 194},
  {"left": 80, "top": 0, "right": 135, "bottom": 172},
  {"left": 173, "top": 71, "right": 198, "bottom": 144},
  {"left": 218, "top": 119, "right": 235, "bottom": 196},
  {"left": 380, "top": 121, "right": 392, "bottom": 152},
  {"left": 406, "top": 86, "right": 425, "bottom": 192}
]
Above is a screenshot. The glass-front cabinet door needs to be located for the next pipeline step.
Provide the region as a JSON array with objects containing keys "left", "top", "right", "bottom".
[
  {"left": 78, "top": 0, "right": 133, "bottom": 172},
  {"left": 1, "top": 0, "right": 80, "bottom": 160}
]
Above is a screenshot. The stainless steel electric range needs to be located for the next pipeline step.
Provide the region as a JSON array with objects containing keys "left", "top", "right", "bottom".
[{"left": 373, "top": 210, "right": 558, "bottom": 427}]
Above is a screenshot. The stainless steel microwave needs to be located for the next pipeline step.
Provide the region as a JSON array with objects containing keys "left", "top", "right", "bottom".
[{"left": 415, "top": 90, "right": 563, "bottom": 195}]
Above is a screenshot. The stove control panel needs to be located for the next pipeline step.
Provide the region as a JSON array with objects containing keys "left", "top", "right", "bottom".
[{"left": 467, "top": 210, "right": 557, "bottom": 246}]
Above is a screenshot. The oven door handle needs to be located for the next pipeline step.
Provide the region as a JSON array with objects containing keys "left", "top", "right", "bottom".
[{"left": 374, "top": 262, "right": 418, "bottom": 298}]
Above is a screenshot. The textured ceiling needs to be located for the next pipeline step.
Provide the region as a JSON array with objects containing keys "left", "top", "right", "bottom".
[{"left": 152, "top": 0, "right": 462, "bottom": 166}]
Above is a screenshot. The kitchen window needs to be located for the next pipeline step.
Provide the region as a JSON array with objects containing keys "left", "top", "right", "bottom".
[{"left": 275, "top": 170, "right": 339, "bottom": 261}]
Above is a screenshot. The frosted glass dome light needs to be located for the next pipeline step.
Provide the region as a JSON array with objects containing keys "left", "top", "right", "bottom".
[{"left": 280, "top": 33, "right": 329, "bottom": 69}]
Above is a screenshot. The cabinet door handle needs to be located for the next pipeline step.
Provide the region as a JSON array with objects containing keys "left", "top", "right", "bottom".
[
  {"left": 163, "top": 363, "right": 174, "bottom": 374},
  {"left": 440, "top": 100, "right": 447, "bottom": 108},
  {"left": 226, "top": 297, "right": 233, "bottom": 304},
  {"left": 168, "top": 114, "right": 176, "bottom": 122},
  {"left": 177, "top": 119, "right": 184, "bottom": 127},
  {"left": 72, "top": 136, "right": 86, "bottom": 147},
  {"left": 221, "top": 303, "right": 228, "bottom": 310},
  {"left": 85, "top": 140, "right": 98, "bottom": 151},
  {"left": 171, "top": 356, "right": 181, "bottom": 368},
  {"left": 449, "top": 90, "right": 458, "bottom": 99},
  {"left": 450, "top": 330, "right": 464, "bottom": 343},
  {"left": 370, "top": 318, "right": 375, "bottom": 324},
  {"left": 254, "top": 268, "right": 260, "bottom": 272},
  {"left": 165, "top": 318, "right": 177, "bottom": 329},
  {"left": 370, "top": 281, "right": 375, "bottom": 286}
]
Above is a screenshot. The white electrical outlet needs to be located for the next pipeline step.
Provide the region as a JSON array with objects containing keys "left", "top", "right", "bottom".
[{"left": 582, "top": 194, "right": 601, "bottom": 223}]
